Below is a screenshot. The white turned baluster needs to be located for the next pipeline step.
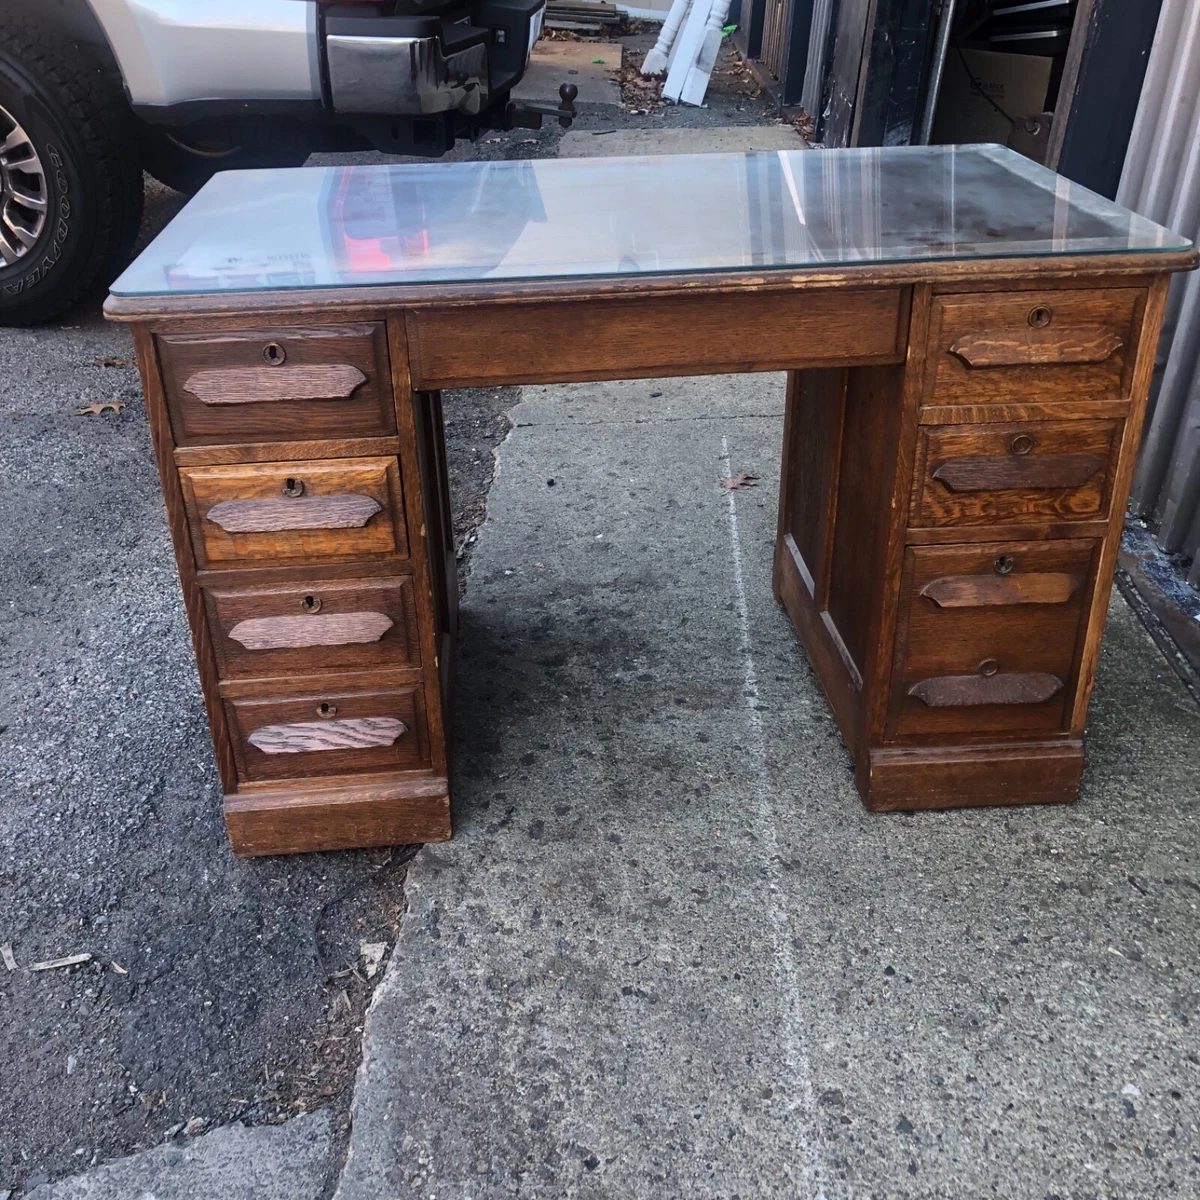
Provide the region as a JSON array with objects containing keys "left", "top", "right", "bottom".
[{"left": 641, "top": 0, "right": 693, "bottom": 75}]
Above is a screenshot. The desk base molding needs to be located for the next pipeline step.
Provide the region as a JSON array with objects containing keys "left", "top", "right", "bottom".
[
  {"left": 224, "top": 777, "right": 452, "bottom": 857},
  {"left": 862, "top": 741, "right": 1084, "bottom": 812}
]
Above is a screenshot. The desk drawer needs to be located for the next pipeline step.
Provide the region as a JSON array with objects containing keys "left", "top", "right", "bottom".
[
  {"left": 925, "top": 289, "right": 1142, "bottom": 405},
  {"left": 888, "top": 540, "right": 1097, "bottom": 738},
  {"left": 206, "top": 574, "right": 421, "bottom": 678},
  {"left": 158, "top": 324, "right": 396, "bottom": 445},
  {"left": 911, "top": 419, "right": 1119, "bottom": 528},
  {"left": 181, "top": 457, "right": 407, "bottom": 568},
  {"left": 225, "top": 679, "right": 430, "bottom": 784}
]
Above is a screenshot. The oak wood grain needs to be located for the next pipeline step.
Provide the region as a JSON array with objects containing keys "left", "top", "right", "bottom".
[
  {"left": 923, "top": 288, "right": 1143, "bottom": 404},
  {"left": 131, "top": 325, "right": 239, "bottom": 794},
  {"left": 931, "top": 453, "right": 1104, "bottom": 492},
  {"left": 247, "top": 715, "right": 407, "bottom": 754},
  {"left": 886, "top": 538, "right": 1098, "bottom": 739},
  {"left": 386, "top": 315, "right": 453, "bottom": 780},
  {"left": 863, "top": 740, "right": 1083, "bottom": 811},
  {"left": 224, "top": 777, "right": 451, "bottom": 856},
  {"left": 908, "top": 671, "right": 1064, "bottom": 707},
  {"left": 1069, "top": 274, "right": 1173, "bottom": 730},
  {"left": 180, "top": 457, "right": 407, "bottom": 567},
  {"left": 158, "top": 323, "right": 394, "bottom": 445},
  {"left": 228, "top": 611, "right": 394, "bottom": 650},
  {"left": 185, "top": 363, "right": 367, "bottom": 406},
  {"left": 226, "top": 680, "right": 429, "bottom": 783},
  {"left": 919, "top": 399, "right": 1130, "bottom": 425},
  {"left": 911, "top": 419, "right": 1119, "bottom": 528},
  {"left": 921, "top": 572, "right": 1081, "bottom": 607},
  {"left": 116, "top": 255, "right": 1193, "bottom": 836},
  {"left": 174, "top": 436, "right": 401, "bottom": 468},
  {"left": 206, "top": 574, "right": 421, "bottom": 677},
  {"left": 947, "top": 327, "right": 1124, "bottom": 368},
  {"left": 860, "top": 284, "right": 935, "bottom": 748},
  {"left": 777, "top": 368, "right": 847, "bottom": 610},
  {"left": 406, "top": 287, "right": 909, "bottom": 389},
  {"left": 206, "top": 493, "right": 383, "bottom": 533},
  {"left": 827, "top": 363, "right": 909, "bottom": 687}
]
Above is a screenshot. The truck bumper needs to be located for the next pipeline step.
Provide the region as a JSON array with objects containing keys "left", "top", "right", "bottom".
[
  {"left": 327, "top": 33, "right": 490, "bottom": 116},
  {"left": 325, "top": 1, "right": 546, "bottom": 119}
]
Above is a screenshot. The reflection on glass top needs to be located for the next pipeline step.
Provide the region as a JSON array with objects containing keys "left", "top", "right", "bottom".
[{"left": 111, "top": 144, "right": 1191, "bottom": 297}]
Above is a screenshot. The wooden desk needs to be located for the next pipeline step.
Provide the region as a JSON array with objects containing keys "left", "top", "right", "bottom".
[{"left": 106, "top": 146, "right": 1196, "bottom": 855}]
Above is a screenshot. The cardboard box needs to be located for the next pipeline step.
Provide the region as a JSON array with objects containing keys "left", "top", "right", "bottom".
[{"left": 930, "top": 48, "right": 1053, "bottom": 145}]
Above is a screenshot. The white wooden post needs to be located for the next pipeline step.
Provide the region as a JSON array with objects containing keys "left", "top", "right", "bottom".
[
  {"left": 641, "top": 0, "right": 693, "bottom": 76},
  {"left": 661, "top": 0, "right": 731, "bottom": 106},
  {"left": 677, "top": 0, "right": 734, "bottom": 106}
]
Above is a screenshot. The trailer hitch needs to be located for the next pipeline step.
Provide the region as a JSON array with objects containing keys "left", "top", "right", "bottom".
[{"left": 506, "top": 82, "right": 578, "bottom": 130}]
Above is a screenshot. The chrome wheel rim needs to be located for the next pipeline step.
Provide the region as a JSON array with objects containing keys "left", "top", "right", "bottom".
[{"left": 0, "top": 103, "right": 48, "bottom": 267}]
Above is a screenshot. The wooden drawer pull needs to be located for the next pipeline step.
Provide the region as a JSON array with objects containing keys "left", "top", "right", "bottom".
[
  {"left": 947, "top": 327, "right": 1124, "bottom": 368},
  {"left": 184, "top": 364, "right": 366, "bottom": 406},
  {"left": 932, "top": 453, "right": 1103, "bottom": 492},
  {"left": 908, "top": 671, "right": 1064, "bottom": 708},
  {"left": 248, "top": 715, "right": 407, "bottom": 754},
  {"left": 921, "top": 572, "right": 1081, "bottom": 608},
  {"left": 228, "top": 612, "right": 395, "bottom": 650},
  {"left": 206, "top": 494, "right": 382, "bottom": 533}
]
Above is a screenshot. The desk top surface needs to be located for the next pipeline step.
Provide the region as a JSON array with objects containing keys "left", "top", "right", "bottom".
[{"left": 111, "top": 145, "right": 1191, "bottom": 300}]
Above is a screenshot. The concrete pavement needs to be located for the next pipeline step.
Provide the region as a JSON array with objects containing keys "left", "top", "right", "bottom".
[
  {"left": 26, "top": 1114, "right": 334, "bottom": 1200},
  {"left": 335, "top": 374, "right": 1200, "bottom": 1198}
]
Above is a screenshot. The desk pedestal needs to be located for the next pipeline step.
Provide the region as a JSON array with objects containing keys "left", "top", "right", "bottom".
[{"left": 775, "top": 276, "right": 1165, "bottom": 810}]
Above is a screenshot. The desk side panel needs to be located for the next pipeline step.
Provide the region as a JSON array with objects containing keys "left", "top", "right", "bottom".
[{"left": 132, "top": 324, "right": 240, "bottom": 795}]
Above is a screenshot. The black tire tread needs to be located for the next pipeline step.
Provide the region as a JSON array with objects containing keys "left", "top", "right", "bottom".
[{"left": 0, "top": 13, "right": 143, "bottom": 325}]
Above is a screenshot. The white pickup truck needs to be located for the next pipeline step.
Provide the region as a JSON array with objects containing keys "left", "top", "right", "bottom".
[{"left": 0, "top": 0, "right": 560, "bottom": 324}]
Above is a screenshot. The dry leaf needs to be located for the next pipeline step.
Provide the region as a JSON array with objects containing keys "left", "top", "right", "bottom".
[
  {"left": 721, "top": 472, "right": 759, "bottom": 490},
  {"left": 360, "top": 941, "right": 387, "bottom": 979},
  {"left": 92, "top": 356, "right": 133, "bottom": 368},
  {"left": 29, "top": 952, "right": 92, "bottom": 971},
  {"left": 77, "top": 402, "right": 125, "bottom": 416},
  {"left": 1, "top": 943, "right": 16, "bottom": 971}
]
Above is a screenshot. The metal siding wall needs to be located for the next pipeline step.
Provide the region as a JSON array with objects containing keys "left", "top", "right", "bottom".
[{"left": 1118, "top": 0, "right": 1200, "bottom": 585}]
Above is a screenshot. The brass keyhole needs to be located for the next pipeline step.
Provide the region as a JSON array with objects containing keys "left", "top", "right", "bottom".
[
  {"left": 316, "top": 702, "right": 337, "bottom": 718},
  {"left": 281, "top": 477, "right": 305, "bottom": 498},
  {"left": 978, "top": 658, "right": 1000, "bottom": 677},
  {"left": 1028, "top": 306, "right": 1053, "bottom": 329},
  {"left": 1010, "top": 433, "right": 1034, "bottom": 455},
  {"left": 301, "top": 595, "right": 322, "bottom": 614},
  {"left": 994, "top": 555, "right": 1016, "bottom": 575},
  {"left": 263, "top": 341, "right": 287, "bottom": 366}
]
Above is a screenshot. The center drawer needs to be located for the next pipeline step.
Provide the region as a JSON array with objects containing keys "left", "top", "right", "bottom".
[
  {"left": 180, "top": 457, "right": 408, "bottom": 568},
  {"left": 205, "top": 574, "right": 421, "bottom": 678},
  {"left": 887, "top": 539, "right": 1098, "bottom": 739},
  {"left": 911, "top": 418, "right": 1120, "bottom": 528},
  {"left": 225, "top": 679, "right": 430, "bottom": 784}
]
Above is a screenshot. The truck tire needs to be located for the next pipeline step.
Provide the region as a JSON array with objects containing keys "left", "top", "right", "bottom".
[{"left": 0, "top": 16, "right": 143, "bottom": 326}]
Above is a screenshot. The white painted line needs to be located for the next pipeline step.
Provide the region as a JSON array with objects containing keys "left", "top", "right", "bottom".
[{"left": 721, "top": 433, "right": 829, "bottom": 1200}]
